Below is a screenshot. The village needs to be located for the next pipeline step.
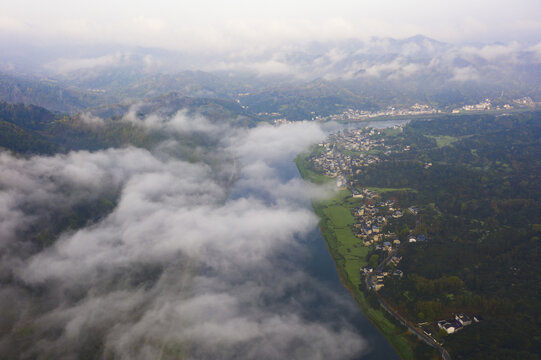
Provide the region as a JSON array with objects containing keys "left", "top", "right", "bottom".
[
  {"left": 356, "top": 198, "right": 427, "bottom": 291},
  {"left": 310, "top": 97, "right": 540, "bottom": 122},
  {"left": 308, "top": 126, "right": 417, "bottom": 291},
  {"left": 270, "top": 97, "right": 539, "bottom": 126},
  {"left": 310, "top": 126, "right": 409, "bottom": 188},
  {"left": 308, "top": 125, "right": 481, "bottom": 344},
  {"left": 312, "top": 103, "right": 441, "bottom": 122}
]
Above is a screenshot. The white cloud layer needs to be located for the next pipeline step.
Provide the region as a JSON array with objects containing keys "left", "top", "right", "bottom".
[
  {"left": 0, "top": 114, "right": 369, "bottom": 359},
  {"left": 0, "top": 1, "right": 540, "bottom": 53}
]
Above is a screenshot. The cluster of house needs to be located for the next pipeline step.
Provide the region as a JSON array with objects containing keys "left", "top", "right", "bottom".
[
  {"left": 330, "top": 128, "right": 379, "bottom": 150},
  {"left": 437, "top": 313, "right": 482, "bottom": 334},
  {"left": 356, "top": 203, "right": 428, "bottom": 291},
  {"left": 310, "top": 127, "right": 413, "bottom": 191},
  {"left": 311, "top": 129, "right": 386, "bottom": 180},
  {"left": 312, "top": 105, "right": 440, "bottom": 122},
  {"left": 271, "top": 97, "right": 538, "bottom": 124},
  {"left": 457, "top": 99, "right": 493, "bottom": 112},
  {"left": 352, "top": 200, "right": 406, "bottom": 247},
  {"left": 408, "top": 234, "right": 427, "bottom": 243},
  {"left": 451, "top": 97, "right": 539, "bottom": 114},
  {"left": 362, "top": 258, "right": 404, "bottom": 291},
  {"left": 513, "top": 96, "right": 536, "bottom": 106},
  {"left": 351, "top": 187, "right": 377, "bottom": 199}
]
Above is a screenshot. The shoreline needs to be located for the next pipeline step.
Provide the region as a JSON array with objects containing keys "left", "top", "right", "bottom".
[
  {"left": 296, "top": 153, "right": 425, "bottom": 360},
  {"left": 311, "top": 201, "right": 417, "bottom": 360}
]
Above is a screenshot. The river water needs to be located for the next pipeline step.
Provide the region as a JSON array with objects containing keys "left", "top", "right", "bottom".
[
  {"left": 278, "top": 152, "right": 399, "bottom": 360},
  {"left": 227, "top": 120, "right": 409, "bottom": 359}
]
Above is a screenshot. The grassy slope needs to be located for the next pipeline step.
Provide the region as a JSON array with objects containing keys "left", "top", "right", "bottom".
[{"left": 295, "top": 152, "right": 419, "bottom": 360}]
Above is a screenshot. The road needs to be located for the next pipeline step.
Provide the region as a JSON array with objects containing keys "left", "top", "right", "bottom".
[
  {"left": 365, "top": 249, "right": 452, "bottom": 360},
  {"left": 377, "top": 295, "right": 451, "bottom": 360}
]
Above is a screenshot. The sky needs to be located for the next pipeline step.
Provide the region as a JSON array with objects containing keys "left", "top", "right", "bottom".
[{"left": 1, "top": 0, "right": 541, "bottom": 52}]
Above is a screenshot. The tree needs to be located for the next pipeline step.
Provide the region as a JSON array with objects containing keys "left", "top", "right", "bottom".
[{"left": 370, "top": 254, "right": 380, "bottom": 269}]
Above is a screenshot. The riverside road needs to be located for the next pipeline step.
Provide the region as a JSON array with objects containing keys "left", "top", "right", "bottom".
[{"left": 366, "top": 249, "right": 452, "bottom": 360}]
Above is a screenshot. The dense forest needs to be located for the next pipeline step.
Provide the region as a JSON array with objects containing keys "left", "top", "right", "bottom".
[
  {"left": 0, "top": 101, "right": 150, "bottom": 154},
  {"left": 0, "top": 99, "right": 250, "bottom": 155},
  {"left": 351, "top": 112, "right": 541, "bottom": 359}
]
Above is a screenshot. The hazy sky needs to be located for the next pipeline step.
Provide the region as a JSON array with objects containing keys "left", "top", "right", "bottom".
[{"left": 1, "top": 0, "right": 540, "bottom": 51}]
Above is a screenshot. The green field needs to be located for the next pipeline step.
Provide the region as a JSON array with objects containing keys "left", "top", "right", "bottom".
[
  {"left": 366, "top": 186, "right": 418, "bottom": 194},
  {"left": 425, "top": 135, "right": 459, "bottom": 148},
  {"left": 306, "top": 182, "right": 421, "bottom": 359},
  {"left": 383, "top": 127, "right": 402, "bottom": 137},
  {"left": 314, "top": 190, "right": 368, "bottom": 285}
]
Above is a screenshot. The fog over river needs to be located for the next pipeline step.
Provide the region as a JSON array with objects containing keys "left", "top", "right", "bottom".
[{"left": 0, "top": 112, "right": 402, "bottom": 359}]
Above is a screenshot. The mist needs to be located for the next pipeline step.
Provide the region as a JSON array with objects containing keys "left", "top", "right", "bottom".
[{"left": 0, "top": 113, "right": 371, "bottom": 359}]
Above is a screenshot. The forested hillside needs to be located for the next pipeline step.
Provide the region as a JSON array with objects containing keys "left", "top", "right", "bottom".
[{"left": 352, "top": 112, "right": 541, "bottom": 359}]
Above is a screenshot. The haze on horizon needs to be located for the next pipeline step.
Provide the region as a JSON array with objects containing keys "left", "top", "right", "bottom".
[{"left": 1, "top": 0, "right": 540, "bottom": 54}]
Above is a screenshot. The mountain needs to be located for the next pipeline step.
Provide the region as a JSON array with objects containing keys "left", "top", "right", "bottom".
[
  {"left": 0, "top": 91, "right": 261, "bottom": 156},
  {"left": 2, "top": 36, "right": 540, "bottom": 118},
  {"left": 0, "top": 73, "right": 102, "bottom": 114},
  {"left": 239, "top": 78, "right": 377, "bottom": 120},
  {"left": 86, "top": 91, "right": 260, "bottom": 126}
]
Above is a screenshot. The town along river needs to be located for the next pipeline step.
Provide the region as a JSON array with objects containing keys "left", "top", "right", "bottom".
[{"left": 227, "top": 121, "right": 406, "bottom": 359}]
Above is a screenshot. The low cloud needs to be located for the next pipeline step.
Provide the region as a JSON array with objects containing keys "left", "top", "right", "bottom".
[
  {"left": 121, "top": 107, "right": 226, "bottom": 135},
  {"left": 45, "top": 52, "right": 131, "bottom": 74},
  {"left": 458, "top": 42, "right": 521, "bottom": 63},
  {"left": 527, "top": 41, "right": 541, "bottom": 62},
  {"left": 449, "top": 66, "right": 480, "bottom": 82},
  {"left": 0, "top": 114, "right": 366, "bottom": 359},
  {"left": 80, "top": 112, "right": 106, "bottom": 127},
  {"left": 359, "top": 57, "right": 424, "bottom": 79}
]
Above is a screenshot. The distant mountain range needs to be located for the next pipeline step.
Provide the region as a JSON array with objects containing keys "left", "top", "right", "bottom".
[{"left": 1, "top": 35, "right": 540, "bottom": 119}]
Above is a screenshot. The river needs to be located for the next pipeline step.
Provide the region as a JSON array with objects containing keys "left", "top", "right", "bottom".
[{"left": 227, "top": 120, "right": 409, "bottom": 359}]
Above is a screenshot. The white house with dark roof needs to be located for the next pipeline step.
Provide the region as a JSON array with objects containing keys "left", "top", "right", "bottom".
[{"left": 455, "top": 313, "right": 472, "bottom": 326}]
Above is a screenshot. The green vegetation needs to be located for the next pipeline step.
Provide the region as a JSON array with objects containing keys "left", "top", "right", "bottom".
[
  {"left": 299, "top": 111, "right": 541, "bottom": 359},
  {"left": 366, "top": 186, "right": 418, "bottom": 194},
  {"left": 425, "top": 135, "right": 460, "bottom": 148},
  {"left": 314, "top": 190, "right": 368, "bottom": 286},
  {"left": 0, "top": 120, "right": 58, "bottom": 154},
  {"left": 0, "top": 104, "right": 228, "bottom": 169},
  {"left": 383, "top": 127, "right": 403, "bottom": 137},
  {"left": 0, "top": 101, "right": 157, "bottom": 154},
  {"left": 351, "top": 112, "right": 541, "bottom": 359},
  {"left": 302, "top": 180, "right": 435, "bottom": 359},
  {"left": 242, "top": 79, "right": 378, "bottom": 120},
  {"left": 0, "top": 73, "right": 101, "bottom": 113}
]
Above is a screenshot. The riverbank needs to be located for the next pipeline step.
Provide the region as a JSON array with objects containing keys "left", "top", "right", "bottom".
[{"left": 295, "top": 152, "right": 432, "bottom": 360}]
